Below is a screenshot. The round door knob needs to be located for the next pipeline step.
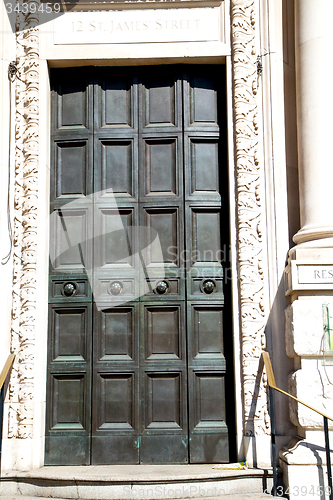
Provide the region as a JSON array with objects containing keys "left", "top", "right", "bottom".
[
  {"left": 109, "top": 281, "right": 123, "bottom": 296},
  {"left": 62, "top": 282, "right": 77, "bottom": 297},
  {"left": 202, "top": 279, "right": 216, "bottom": 294},
  {"left": 155, "top": 280, "right": 169, "bottom": 295}
]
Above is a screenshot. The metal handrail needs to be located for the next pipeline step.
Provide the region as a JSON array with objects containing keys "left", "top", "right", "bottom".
[
  {"left": 0, "top": 354, "right": 15, "bottom": 391},
  {"left": 0, "top": 353, "right": 15, "bottom": 474},
  {"left": 262, "top": 351, "right": 333, "bottom": 499}
]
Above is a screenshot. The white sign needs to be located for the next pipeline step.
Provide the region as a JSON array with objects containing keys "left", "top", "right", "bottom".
[
  {"left": 298, "top": 265, "right": 333, "bottom": 284},
  {"left": 53, "top": 8, "right": 220, "bottom": 44}
]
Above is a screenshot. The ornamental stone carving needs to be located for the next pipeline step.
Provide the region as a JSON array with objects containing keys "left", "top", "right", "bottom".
[
  {"left": 8, "top": 1, "right": 39, "bottom": 439},
  {"left": 231, "top": 0, "right": 269, "bottom": 436}
]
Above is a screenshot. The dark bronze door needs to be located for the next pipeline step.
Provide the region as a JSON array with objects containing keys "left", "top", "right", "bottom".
[{"left": 45, "top": 66, "right": 231, "bottom": 465}]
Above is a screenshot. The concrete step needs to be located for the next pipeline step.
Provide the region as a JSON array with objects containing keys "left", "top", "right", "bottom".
[
  {"left": 0, "top": 465, "right": 277, "bottom": 499},
  {"left": 0, "top": 496, "right": 278, "bottom": 500}
]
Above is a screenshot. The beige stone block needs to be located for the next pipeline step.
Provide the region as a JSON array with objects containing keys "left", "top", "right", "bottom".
[
  {"left": 280, "top": 436, "right": 333, "bottom": 500},
  {"left": 288, "top": 368, "right": 333, "bottom": 429},
  {"left": 1, "top": 438, "right": 36, "bottom": 471},
  {"left": 285, "top": 300, "right": 324, "bottom": 357}
]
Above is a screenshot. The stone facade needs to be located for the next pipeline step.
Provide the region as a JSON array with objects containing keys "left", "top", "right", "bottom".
[{"left": 1, "top": 0, "right": 332, "bottom": 496}]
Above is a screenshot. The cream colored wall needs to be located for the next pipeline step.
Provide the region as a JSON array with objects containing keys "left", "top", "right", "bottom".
[
  {"left": 0, "top": 0, "right": 302, "bottom": 472},
  {"left": 2, "top": 0, "right": 244, "bottom": 471},
  {"left": 256, "top": 0, "right": 299, "bottom": 457},
  {"left": 281, "top": 1, "right": 333, "bottom": 496}
]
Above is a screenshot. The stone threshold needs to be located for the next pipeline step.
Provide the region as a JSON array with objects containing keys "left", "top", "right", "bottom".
[
  {"left": 0, "top": 466, "right": 276, "bottom": 499},
  {"left": 1, "top": 465, "right": 273, "bottom": 482}
]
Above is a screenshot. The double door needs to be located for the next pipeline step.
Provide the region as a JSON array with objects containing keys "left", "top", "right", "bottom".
[{"left": 45, "top": 66, "right": 230, "bottom": 464}]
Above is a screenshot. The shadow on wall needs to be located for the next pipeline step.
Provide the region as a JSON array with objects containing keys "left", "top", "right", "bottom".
[
  {"left": 240, "top": 273, "right": 298, "bottom": 467},
  {"left": 282, "top": 0, "right": 300, "bottom": 247}
]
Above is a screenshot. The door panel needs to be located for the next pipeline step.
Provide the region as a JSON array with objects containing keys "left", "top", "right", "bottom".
[
  {"left": 184, "top": 73, "right": 219, "bottom": 130},
  {"left": 102, "top": 76, "right": 133, "bottom": 128},
  {"left": 143, "top": 139, "right": 179, "bottom": 197},
  {"left": 97, "top": 69, "right": 137, "bottom": 131},
  {"left": 191, "top": 305, "right": 225, "bottom": 360},
  {"left": 141, "top": 70, "right": 181, "bottom": 129},
  {"left": 142, "top": 303, "right": 186, "bottom": 361},
  {"left": 96, "top": 306, "right": 137, "bottom": 362},
  {"left": 186, "top": 138, "right": 220, "bottom": 199},
  {"left": 141, "top": 204, "right": 183, "bottom": 268},
  {"left": 56, "top": 77, "right": 90, "bottom": 130},
  {"left": 46, "top": 303, "right": 92, "bottom": 465},
  {"left": 183, "top": 68, "right": 228, "bottom": 463},
  {"left": 51, "top": 307, "right": 87, "bottom": 361},
  {"left": 46, "top": 66, "right": 231, "bottom": 465},
  {"left": 91, "top": 366, "right": 139, "bottom": 464},
  {"left": 99, "top": 140, "right": 135, "bottom": 196}
]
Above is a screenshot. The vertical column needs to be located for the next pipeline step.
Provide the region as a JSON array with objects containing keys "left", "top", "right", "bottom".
[
  {"left": 293, "top": 0, "right": 333, "bottom": 245},
  {"left": 4, "top": 0, "right": 40, "bottom": 471},
  {"left": 282, "top": 3, "right": 333, "bottom": 498}
]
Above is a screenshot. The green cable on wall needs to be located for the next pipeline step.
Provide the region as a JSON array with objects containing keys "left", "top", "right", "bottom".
[{"left": 323, "top": 303, "right": 333, "bottom": 352}]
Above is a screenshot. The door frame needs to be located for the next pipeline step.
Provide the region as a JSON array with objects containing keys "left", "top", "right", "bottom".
[
  {"left": 44, "top": 65, "right": 236, "bottom": 465},
  {"left": 6, "top": 57, "right": 243, "bottom": 468}
]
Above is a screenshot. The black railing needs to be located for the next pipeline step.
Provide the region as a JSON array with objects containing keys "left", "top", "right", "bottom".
[
  {"left": 0, "top": 354, "right": 15, "bottom": 474},
  {"left": 262, "top": 351, "right": 333, "bottom": 500}
]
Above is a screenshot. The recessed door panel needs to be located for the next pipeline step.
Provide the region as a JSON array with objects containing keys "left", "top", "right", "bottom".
[
  {"left": 193, "top": 372, "right": 226, "bottom": 427},
  {"left": 144, "top": 304, "right": 184, "bottom": 361},
  {"left": 145, "top": 372, "right": 182, "bottom": 429},
  {"left": 56, "top": 77, "right": 89, "bottom": 129},
  {"left": 191, "top": 305, "right": 225, "bottom": 362},
  {"left": 46, "top": 371, "right": 92, "bottom": 465},
  {"left": 187, "top": 206, "right": 222, "bottom": 268},
  {"left": 47, "top": 66, "right": 231, "bottom": 466},
  {"left": 95, "top": 206, "right": 137, "bottom": 269},
  {"left": 100, "top": 72, "right": 134, "bottom": 129},
  {"left": 186, "top": 138, "right": 220, "bottom": 199},
  {"left": 186, "top": 74, "right": 218, "bottom": 128},
  {"left": 50, "top": 374, "right": 86, "bottom": 430},
  {"left": 188, "top": 369, "right": 229, "bottom": 463},
  {"left": 96, "top": 373, "right": 136, "bottom": 430},
  {"left": 55, "top": 141, "right": 88, "bottom": 199},
  {"left": 143, "top": 139, "right": 178, "bottom": 197},
  {"left": 100, "top": 140, "right": 134, "bottom": 197},
  {"left": 143, "top": 72, "right": 178, "bottom": 127},
  {"left": 50, "top": 208, "right": 92, "bottom": 272},
  {"left": 97, "top": 306, "right": 136, "bottom": 362},
  {"left": 142, "top": 205, "right": 182, "bottom": 268},
  {"left": 91, "top": 368, "right": 139, "bottom": 465},
  {"left": 51, "top": 306, "right": 87, "bottom": 361}
]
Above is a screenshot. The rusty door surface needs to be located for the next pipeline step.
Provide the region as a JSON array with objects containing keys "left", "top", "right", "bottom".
[{"left": 45, "top": 66, "right": 231, "bottom": 465}]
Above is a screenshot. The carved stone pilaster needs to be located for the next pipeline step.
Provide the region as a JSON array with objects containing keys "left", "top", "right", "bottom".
[
  {"left": 8, "top": 2, "right": 39, "bottom": 439},
  {"left": 231, "top": 0, "right": 269, "bottom": 436}
]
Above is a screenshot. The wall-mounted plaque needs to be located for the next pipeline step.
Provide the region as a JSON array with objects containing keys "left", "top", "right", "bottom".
[
  {"left": 298, "top": 265, "right": 333, "bottom": 284},
  {"left": 53, "top": 8, "right": 221, "bottom": 44}
]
